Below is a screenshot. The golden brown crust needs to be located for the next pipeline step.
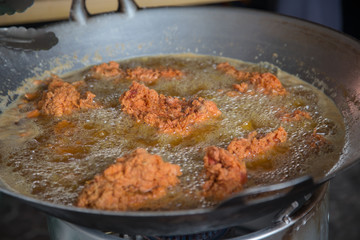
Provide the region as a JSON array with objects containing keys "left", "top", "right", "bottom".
[
  {"left": 158, "top": 68, "right": 184, "bottom": 79},
  {"left": 126, "top": 67, "right": 183, "bottom": 83},
  {"left": 217, "top": 62, "right": 252, "bottom": 79},
  {"left": 203, "top": 146, "right": 247, "bottom": 200},
  {"left": 228, "top": 127, "right": 287, "bottom": 160},
  {"left": 233, "top": 82, "right": 249, "bottom": 93},
  {"left": 280, "top": 109, "right": 312, "bottom": 122},
  {"left": 37, "top": 76, "right": 98, "bottom": 117},
  {"left": 217, "top": 62, "right": 287, "bottom": 96},
  {"left": 76, "top": 148, "right": 182, "bottom": 211},
  {"left": 249, "top": 72, "right": 287, "bottom": 95},
  {"left": 90, "top": 61, "right": 183, "bottom": 83},
  {"left": 126, "top": 66, "right": 161, "bottom": 83},
  {"left": 120, "top": 81, "right": 221, "bottom": 135},
  {"left": 91, "top": 61, "right": 125, "bottom": 78}
]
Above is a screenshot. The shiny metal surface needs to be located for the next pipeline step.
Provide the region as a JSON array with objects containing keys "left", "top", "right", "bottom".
[{"left": 46, "top": 184, "right": 329, "bottom": 240}]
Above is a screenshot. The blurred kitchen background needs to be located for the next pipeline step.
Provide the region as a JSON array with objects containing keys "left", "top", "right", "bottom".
[{"left": 0, "top": 0, "right": 359, "bottom": 239}]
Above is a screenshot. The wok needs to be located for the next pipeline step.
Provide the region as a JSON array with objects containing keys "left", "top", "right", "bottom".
[{"left": 1, "top": 0, "right": 360, "bottom": 236}]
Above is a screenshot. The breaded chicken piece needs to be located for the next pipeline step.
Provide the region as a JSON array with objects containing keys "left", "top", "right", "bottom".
[
  {"left": 203, "top": 146, "right": 247, "bottom": 200},
  {"left": 228, "top": 127, "right": 287, "bottom": 160},
  {"left": 217, "top": 62, "right": 287, "bottom": 96},
  {"left": 77, "top": 148, "right": 182, "bottom": 211},
  {"left": 120, "top": 82, "right": 221, "bottom": 135},
  {"left": 37, "top": 76, "right": 98, "bottom": 117}
]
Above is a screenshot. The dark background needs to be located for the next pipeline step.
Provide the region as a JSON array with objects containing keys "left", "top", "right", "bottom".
[{"left": 1, "top": 0, "right": 359, "bottom": 239}]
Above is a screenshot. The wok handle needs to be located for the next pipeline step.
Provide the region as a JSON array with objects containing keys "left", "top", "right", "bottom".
[
  {"left": 70, "top": 0, "right": 138, "bottom": 25},
  {"left": 70, "top": 0, "right": 88, "bottom": 25},
  {"left": 69, "top": 0, "right": 241, "bottom": 24}
]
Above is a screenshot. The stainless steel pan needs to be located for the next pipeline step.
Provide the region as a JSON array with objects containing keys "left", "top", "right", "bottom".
[{"left": 1, "top": 0, "right": 360, "bottom": 235}]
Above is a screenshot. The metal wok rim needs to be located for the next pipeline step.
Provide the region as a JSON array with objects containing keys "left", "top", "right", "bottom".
[{"left": 0, "top": 188, "right": 212, "bottom": 216}]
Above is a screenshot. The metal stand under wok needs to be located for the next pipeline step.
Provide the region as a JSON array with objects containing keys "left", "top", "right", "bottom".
[{"left": 47, "top": 183, "right": 329, "bottom": 240}]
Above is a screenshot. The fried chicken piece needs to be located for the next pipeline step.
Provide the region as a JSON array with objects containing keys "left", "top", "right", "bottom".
[
  {"left": 126, "top": 66, "right": 183, "bottom": 83},
  {"left": 37, "top": 76, "right": 98, "bottom": 117},
  {"left": 120, "top": 81, "right": 221, "bottom": 135},
  {"left": 217, "top": 62, "right": 252, "bottom": 79},
  {"left": 90, "top": 61, "right": 183, "bottom": 83},
  {"left": 159, "top": 68, "right": 184, "bottom": 79},
  {"left": 77, "top": 148, "right": 182, "bottom": 211},
  {"left": 91, "top": 61, "right": 125, "bottom": 78},
  {"left": 203, "top": 146, "right": 247, "bottom": 200},
  {"left": 233, "top": 82, "right": 249, "bottom": 93},
  {"left": 249, "top": 72, "right": 287, "bottom": 95},
  {"left": 217, "top": 62, "right": 287, "bottom": 96},
  {"left": 280, "top": 109, "right": 312, "bottom": 122},
  {"left": 228, "top": 127, "right": 287, "bottom": 160},
  {"left": 126, "top": 66, "right": 160, "bottom": 83}
]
